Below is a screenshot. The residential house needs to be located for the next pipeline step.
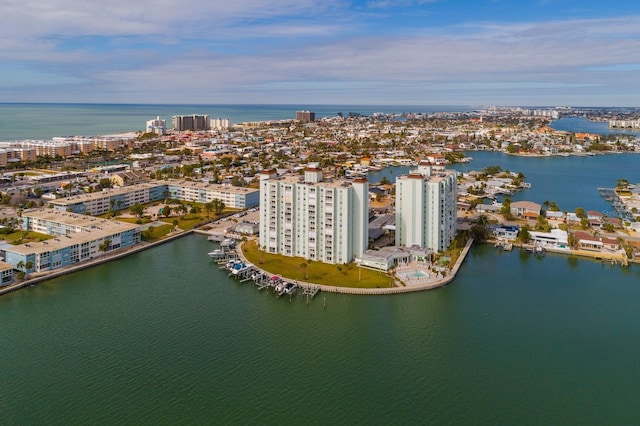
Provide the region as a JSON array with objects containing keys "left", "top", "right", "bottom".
[{"left": 510, "top": 201, "right": 540, "bottom": 218}]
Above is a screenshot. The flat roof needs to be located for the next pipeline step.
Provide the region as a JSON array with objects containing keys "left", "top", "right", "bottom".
[
  {"left": 24, "top": 208, "right": 140, "bottom": 233},
  {"left": 8, "top": 209, "right": 142, "bottom": 255},
  {"left": 50, "top": 179, "right": 259, "bottom": 206}
]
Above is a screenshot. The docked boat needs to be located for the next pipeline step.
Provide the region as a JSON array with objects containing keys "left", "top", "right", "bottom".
[
  {"left": 283, "top": 282, "right": 297, "bottom": 295},
  {"left": 220, "top": 238, "right": 236, "bottom": 249},
  {"left": 208, "top": 238, "right": 237, "bottom": 260},
  {"left": 208, "top": 248, "right": 227, "bottom": 259},
  {"left": 274, "top": 279, "right": 287, "bottom": 293},
  {"left": 230, "top": 261, "right": 253, "bottom": 275}
]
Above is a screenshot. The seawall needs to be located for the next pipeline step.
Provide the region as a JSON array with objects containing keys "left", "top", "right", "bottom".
[
  {"left": 0, "top": 230, "right": 193, "bottom": 297},
  {"left": 235, "top": 238, "right": 474, "bottom": 295}
]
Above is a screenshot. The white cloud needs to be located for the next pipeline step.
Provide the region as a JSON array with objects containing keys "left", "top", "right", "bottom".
[{"left": 2, "top": 4, "right": 640, "bottom": 105}]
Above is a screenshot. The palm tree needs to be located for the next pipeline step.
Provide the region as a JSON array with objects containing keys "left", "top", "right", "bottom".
[
  {"left": 204, "top": 202, "right": 214, "bottom": 219},
  {"left": 259, "top": 245, "right": 266, "bottom": 265},
  {"left": 162, "top": 206, "right": 172, "bottom": 218},
  {"left": 99, "top": 239, "right": 111, "bottom": 257},
  {"left": 300, "top": 262, "right": 309, "bottom": 280}
]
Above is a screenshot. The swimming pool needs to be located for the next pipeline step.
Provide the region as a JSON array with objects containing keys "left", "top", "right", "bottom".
[{"left": 397, "top": 269, "right": 429, "bottom": 280}]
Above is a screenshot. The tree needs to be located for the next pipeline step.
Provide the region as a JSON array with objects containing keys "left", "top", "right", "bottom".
[
  {"left": 580, "top": 217, "right": 590, "bottom": 230},
  {"left": 25, "top": 261, "right": 33, "bottom": 274},
  {"left": 98, "top": 178, "right": 112, "bottom": 189},
  {"left": 16, "top": 260, "right": 25, "bottom": 271},
  {"left": 518, "top": 224, "right": 531, "bottom": 245},
  {"left": 470, "top": 214, "right": 490, "bottom": 243},
  {"left": 259, "top": 245, "right": 266, "bottom": 265},
  {"left": 213, "top": 199, "right": 225, "bottom": 215},
  {"left": 616, "top": 179, "right": 629, "bottom": 190},
  {"left": 204, "top": 202, "right": 214, "bottom": 219},
  {"left": 568, "top": 232, "right": 578, "bottom": 249},
  {"left": 575, "top": 207, "right": 586, "bottom": 219},
  {"left": 129, "top": 203, "right": 145, "bottom": 219},
  {"left": 501, "top": 197, "right": 514, "bottom": 220},
  {"left": 99, "top": 239, "right": 111, "bottom": 256},
  {"left": 535, "top": 214, "right": 551, "bottom": 232},
  {"left": 300, "top": 262, "right": 309, "bottom": 280},
  {"left": 142, "top": 226, "right": 155, "bottom": 241},
  {"left": 162, "top": 205, "right": 172, "bottom": 218}
]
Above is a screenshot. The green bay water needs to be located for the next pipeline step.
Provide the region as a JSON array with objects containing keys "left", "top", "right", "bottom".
[{"left": 2, "top": 236, "right": 640, "bottom": 424}]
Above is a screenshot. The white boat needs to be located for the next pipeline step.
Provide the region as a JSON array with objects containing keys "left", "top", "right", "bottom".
[
  {"left": 208, "top": 248, "right": 226, "bottom": 259},
  {"left": 220, "top": 238, "right": 236, "bottom": 249},
  {"left": 208, "top": 238, "right": 236, "bottom": 259},
  {"left": 274, "top": 279, "right": 287, "bottom": 293},
  {"left": 230, "top": 262, "right": 253, "bottom": 275}
]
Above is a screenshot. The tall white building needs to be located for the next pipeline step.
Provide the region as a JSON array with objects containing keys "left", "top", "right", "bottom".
[
  {"left": 395, "top": 161, "right": 457, "bottom": 252},
  {"left": 145, "top": 116, "right": 166, "bottom": 135},
  {"left": 210, "top": 117, "right": 232, "bottom": 130},
  {"left": 259, "top": 166, "right": 369, "bottom": 264}
]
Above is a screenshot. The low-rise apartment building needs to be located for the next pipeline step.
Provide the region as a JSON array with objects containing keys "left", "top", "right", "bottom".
[{"left": 5, "top": 209, "right": 141, "bottom": 274}]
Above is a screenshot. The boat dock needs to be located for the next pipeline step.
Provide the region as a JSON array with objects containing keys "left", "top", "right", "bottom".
[
  {"left": 217, "top": 257, "right": 322, "bottom": 302},
  {"left": 598, "top": 187, "right": 633, "bottom": 221}
]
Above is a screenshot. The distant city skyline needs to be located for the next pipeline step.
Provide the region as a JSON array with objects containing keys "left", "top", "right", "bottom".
[{"left": 2, "top": 1, "right": 640, "bottom": 106}]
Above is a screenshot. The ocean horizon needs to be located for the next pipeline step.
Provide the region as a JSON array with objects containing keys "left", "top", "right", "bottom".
[{"left": 0, "top": 103, "right": 474, "bottom": 141}]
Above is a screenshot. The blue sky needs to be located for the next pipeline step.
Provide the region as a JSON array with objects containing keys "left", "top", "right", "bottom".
[{"left": 1, "top": 0, "right": 640, "bottom": 106}]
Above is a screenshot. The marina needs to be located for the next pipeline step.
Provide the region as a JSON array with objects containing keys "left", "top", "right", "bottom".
[
  {"left": 219, "top": 252, "right": 321, "bottom": 302},
  {"left": 207, "top": 238, "right": 237, "bottom": 261},
  {"left": 598, "top": 187, "right": 635, "bottom": 221}
]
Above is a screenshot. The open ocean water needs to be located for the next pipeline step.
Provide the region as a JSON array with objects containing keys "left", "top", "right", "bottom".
[
  {"left": 0, "top": 103, "right": 471, "bottom": 141},
  {"left": 0, "top": 104, "right": 639, "bottom": 424}
]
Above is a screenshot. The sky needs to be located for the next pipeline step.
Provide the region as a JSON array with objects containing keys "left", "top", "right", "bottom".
[{"left": 1, "top": 0, "right": 640, "bottom": 106}]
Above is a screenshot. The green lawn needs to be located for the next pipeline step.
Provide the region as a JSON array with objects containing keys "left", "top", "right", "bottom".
[
  {"left": 2, "top": 230, "right": 54, "bottom": 245},
  {"left": 142, "top": 224, "right": 173, "bottom": 241},
  {"left": 158, "top": 213, "right": 209, "bottom": 230},
  {"left": 242, "top": 240, "right": 395, "bottom": 288}
]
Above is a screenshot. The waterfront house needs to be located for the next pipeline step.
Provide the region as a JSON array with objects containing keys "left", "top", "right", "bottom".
[
  {"left": 603, "top": 217, "right": 623, "bottom": 228},
  {"left": 544, "top": 210, "right": 565, "bottom": 221},
  {"left": 475, "top": 203, "right": 502, "bottom": 214},
  {"left": 566, "top": 212, "right": 581, "bottom": 224},
  {"left": 491, "top": 225, "right": 519, "bottom": 241},
  {"left": 572, "top": 231, "right": 621, "bottom": 252},
  {"left": 529, "top": 229, "right": 569, "bottom": 250},
  {"left": 587, "top": 210, "right": 604, "bottom": 221},
  {"left": 510, "top": 201, "right": 541, "bottom": 218}
]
